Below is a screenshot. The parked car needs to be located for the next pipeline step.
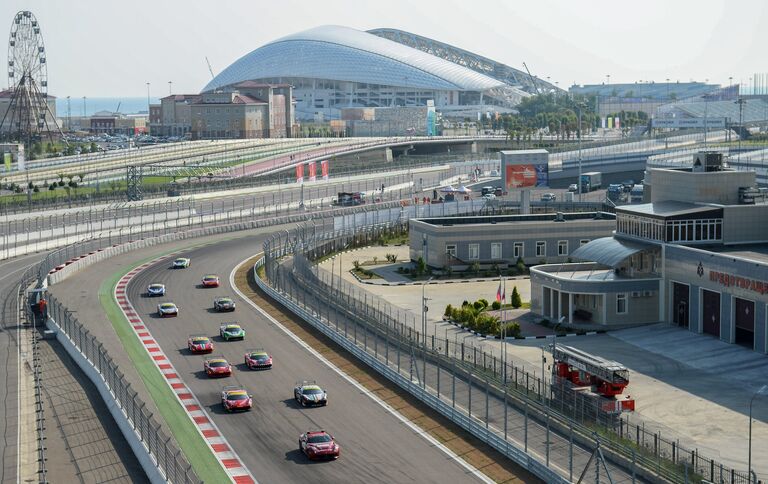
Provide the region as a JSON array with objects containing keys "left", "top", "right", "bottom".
[
  {"left": 568, "top": 184, "right": 578, "bottom": 192},
  {"left": 540, "top": 193, "right": 557, "bottom": 202}
]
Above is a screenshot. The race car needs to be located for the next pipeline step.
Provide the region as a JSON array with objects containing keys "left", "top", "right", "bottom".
[
  {"left": 294, "top": 381, "right": 327, "bottom": 406},
  {"left": 171, "top": 258, "right": 191, "bottom": 269},
  {"left": 201, "top": 274, "right": 220, "bottom": 287},
  {"left": 244, "top": 349, "right": 273, "bottom": 370},
  {"left": 220, "top": 386, "right": 252, "bottom": 412},
  {"left": 299, "top": 430, "right": 340, "bottom": 460},
  {"left": 219, "top": 323, "right": 245, "bottom": 341},
  {"left": 187, "top": 335, "right": 214, "bottom": 354},
  {"left": 146, "top": 283, "right": 166, "bottom": 297},
  {"left": 157, "top": 302, "right": 179, "bottom": 317},
  {"left": 213, "top": 296, "right": 236, "bottom": 312},
  {"left": 203, "top": 356, "right": 232, "bottom": 377}
]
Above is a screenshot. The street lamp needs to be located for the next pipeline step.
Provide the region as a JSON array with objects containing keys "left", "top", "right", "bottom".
[
  {"left": 736, "top": 98, "right": 747, "bottom": 155},
  {"left": 576, "top": 101, "right": 586, "bottom": 202},
  {"left": 748, "top": 384, "right": 767, "bottom": 480},
  {"left": 421, "top": 276, "right": 433, "bottom": 347}
]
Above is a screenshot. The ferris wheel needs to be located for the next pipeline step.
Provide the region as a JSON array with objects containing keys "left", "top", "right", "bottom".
[{"left": 1, "top": 10, "right": 61, "bottom": 145}]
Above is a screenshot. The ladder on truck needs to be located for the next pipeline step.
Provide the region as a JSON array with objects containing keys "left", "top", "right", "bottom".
[{"left": 550, "top": 344, "right": 629, "bottom": 384}]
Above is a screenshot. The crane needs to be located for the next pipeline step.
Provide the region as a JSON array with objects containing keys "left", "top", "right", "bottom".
[
  {"left": 522, "top": 62, "right": 541, "bottom": 95},
  {"left": 205, "top": 57, "right": 215, "bottom": 81}
]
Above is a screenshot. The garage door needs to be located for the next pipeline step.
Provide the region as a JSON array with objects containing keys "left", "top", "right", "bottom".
[
  {"left": 734, "top": 298, "right": 755, "bottom": 348},
  {"left": 701, "top": 289, "right": 720, "bottom": 338}
]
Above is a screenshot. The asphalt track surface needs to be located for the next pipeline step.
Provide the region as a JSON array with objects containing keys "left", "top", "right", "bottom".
[{"left": 124, "top": 235, "right": 485, "bottom": 483}]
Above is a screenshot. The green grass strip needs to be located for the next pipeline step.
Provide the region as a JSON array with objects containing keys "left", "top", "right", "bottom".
[{"left": 98, "top": 251, "right": 230, "bottom": 484}]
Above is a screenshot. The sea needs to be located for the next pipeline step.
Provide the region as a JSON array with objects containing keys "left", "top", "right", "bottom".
[{"left": 55, "top": 97, "right": 161, "bottom": 116}]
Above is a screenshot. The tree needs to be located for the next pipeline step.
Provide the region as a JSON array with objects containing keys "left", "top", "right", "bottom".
[
  {"left": 90, "top": 142, "right": 98, "bottom": 153},
  {"left": 511, "top": 286, "right": 522, "bottom": 309}
]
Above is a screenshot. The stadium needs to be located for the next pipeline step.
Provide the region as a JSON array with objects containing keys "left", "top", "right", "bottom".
[{"left": 203, "top": 25, "right": 558, "bottom": 121}]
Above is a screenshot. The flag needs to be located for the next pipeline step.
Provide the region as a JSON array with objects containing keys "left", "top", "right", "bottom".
[
  {"left": 321, "top": 160, "right": 329, "bottom": 180},
  {"left": 295, "top": 164, "right": 304, "bottom": 183},
  {"left": 496, "top": 281, "right": 502, "bottom": 303},
  {"left": 502, "top": 280, "right": 506, "bottom": 303},
  {"left": 308, "top": 161, "right": 316, "bottom": 181}
]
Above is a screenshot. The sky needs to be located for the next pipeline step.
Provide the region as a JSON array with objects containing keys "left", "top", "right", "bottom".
[{"left": 2, "top": 0, "right": 767, "bottom": 98}]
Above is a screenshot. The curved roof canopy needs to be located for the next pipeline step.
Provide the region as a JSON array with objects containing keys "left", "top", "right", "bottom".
[
  {"left": 203, "top": 25, "right": 505, "bottom": 93},
  {"left": 571, "top": 237, "right": 653, "bottom": 268}
]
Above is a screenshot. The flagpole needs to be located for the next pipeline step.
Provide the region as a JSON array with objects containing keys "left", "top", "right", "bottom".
[{"left": 502, "top": 276, "right": 507, "bottom": 383}]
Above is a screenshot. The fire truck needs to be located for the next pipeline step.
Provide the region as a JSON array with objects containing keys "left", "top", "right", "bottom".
[{"left": 550, "top": 344, "right": 635, "bottom": 413}]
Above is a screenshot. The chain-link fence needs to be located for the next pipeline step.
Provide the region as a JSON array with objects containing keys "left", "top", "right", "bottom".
[{"left": 262, "top": 218, "right": 755, "bottom": 484}]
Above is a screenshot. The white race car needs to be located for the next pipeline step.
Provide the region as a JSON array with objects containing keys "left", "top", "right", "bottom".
[
  {"left": 157, "top": 302, "right": 179, "bottom": 317},
  {"left": 146, "top": 283, "right": 166, "bottom": 297},
  {"left": 171, "top": 258, "right": 191, "bottom": 269}
]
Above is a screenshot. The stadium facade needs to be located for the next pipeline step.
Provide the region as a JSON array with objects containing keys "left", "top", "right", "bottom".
[{"left": 203, "top": 25, "right": 545, "bottom": 121}]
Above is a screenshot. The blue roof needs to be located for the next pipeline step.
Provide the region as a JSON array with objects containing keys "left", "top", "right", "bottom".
[{"left": 203, "top": 25, "right": 504, "bottom": 93}]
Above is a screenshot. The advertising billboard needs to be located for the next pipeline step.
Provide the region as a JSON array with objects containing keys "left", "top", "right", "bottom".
[
  {"left": 295, "top": 164, "right": 304, "bottom": 183},
  {"left": 308, "top": 161, "right": 316, "bottom": 181},
  {"left": 501, "top": 149, "right": 549, "bottom": 190},
  {"left": 321, "top": 160, "right": 329, "bottom": 180}
]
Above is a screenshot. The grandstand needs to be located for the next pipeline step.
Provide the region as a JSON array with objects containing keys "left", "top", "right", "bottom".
[
  {"left": 570, "top": 82, "right": 720, "bottom": 100},
  {"left": 656, "top": 98, "right": 768, "bottom": 124}
]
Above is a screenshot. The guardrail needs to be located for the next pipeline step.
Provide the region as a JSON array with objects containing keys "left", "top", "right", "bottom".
[
  {"left": 45, "top": 294, "right": 197, "bottom": 484},
  {"left": 260, "top": 217, "right": 754, "bottom": 484},
  {"left": 253, "top": 253, "right": 570, "bottom": 483}
]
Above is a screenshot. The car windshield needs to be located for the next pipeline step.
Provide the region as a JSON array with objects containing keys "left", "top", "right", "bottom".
[
  {"left": 175, "top": 259, "right": 186, "bottom": 263},
  {"left": 227, "top": 393, "right": 248, "bottom": 401},
  {"left": 150, "top": 284, "right": 163, "bottom": 289},
  {"left": 307, "top": 434, "right": 332, "bottom": 444},
  {"left": 209, "top": 361, "right": 228, "bottom": 368},
  {"left": 192, "top": 338, "right": 208, "bottom": 344},
  {"left": 303, "top": 388, "right": 323, "bottom": 395},
  {"left": 218, "top": 299, "right": 232, "bottom": 303},
  {"left": 204, "top": 276, "right": 217, "bottom": 280},
  {"left": 161, "top": 304, "right": 175, "bottom": 308},
  {"left": 225, "top": 326, "right": 240, "bottom": 331}
]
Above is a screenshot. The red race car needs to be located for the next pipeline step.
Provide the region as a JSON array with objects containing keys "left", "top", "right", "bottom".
[
  {"left": 299, "top": 430, "right": 340, "bottom": 460},
  {"left": 201, "top": 274, "right": 220, "bottom": 288},
  {"left": 220, "top": 386, "right": 252, "bottom": 412},
  {"left": 187, "top": 335, "right": 213, "bottom": 354},
  {"left": 203, "top": 356, "right": 232, "bottom": 378},
  {"left": 244, "top": 348, "right": 273, "bottom": 370}
]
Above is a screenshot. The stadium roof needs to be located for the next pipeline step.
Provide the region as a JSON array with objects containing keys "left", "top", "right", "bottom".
[
  {"left": 368, "top": 28, "right": 557, "bottom": 94},
  {"left": 203, "top": 25, "right": 505, "bottom": 93}
]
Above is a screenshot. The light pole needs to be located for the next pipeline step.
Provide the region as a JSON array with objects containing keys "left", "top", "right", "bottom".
[
  {"left": 168, "top": 81, "right": 173, "bottom": 95},
  {"left": 146, "top": 82, "right": 151, "bottom": 111},
  {"left": 748, "top": 384, "right": 767, "bottom": 480},
  {"left": 421, "top": 277, "right": 433, "bottom": 347},
  {"left": 576, "top": 102, "right": 585, "bottom": 202},
  {"left": 736, "top": 97, "right": 747, "bottom": 155}
]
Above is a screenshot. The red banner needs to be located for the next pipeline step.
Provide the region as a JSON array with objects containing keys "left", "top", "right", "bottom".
[
  {"left": 296, "top": 164, "right": 304, "bottom": 183},
  {"left": 321, "top": 160, "right": 329, "bottom": 180},
  {"left": 308, "top": 161, "right": 316, "bottom": 182}
]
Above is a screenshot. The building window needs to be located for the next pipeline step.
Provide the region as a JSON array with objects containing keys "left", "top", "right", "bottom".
[
  {"left": 536, "top": 241, "right": 546, "bottom": 258},
  {"left": 513, "top": 242, "right": 523, "bottom": 259},
  {"left": 446, "top": 244, "right": 457, "bottom": 258},
  {"left": 468, "top": 243, "right": 479, "bottom": 260},
  {"left": 580, "top": 239, "right": 590, "bottom": 246},
  {"left": 558, "top": 240, "right": 568, "bottom": 256},
  {"left": 616, "top": 293, "right": 628, "bottom": 314},
  {"left": 491, "top": 243, "right": 502, "bottom": 260}
]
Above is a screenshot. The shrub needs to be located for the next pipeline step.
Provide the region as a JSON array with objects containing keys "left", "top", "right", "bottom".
[
  {"left": 478, "top": 298, "right": 489, "bottom": 309},
  {"left": 444, "top": 304, "right": 453, "bottom": 317},
  {"left": 499, "top": 322, "right": 521, "bottom": 338},
  {"left": 461, "top": 300, "right": 469, "bottom": 307},
  {"left": 390, "top": 254, "right": 397, "bottom": 263},
  {"left": 48, "top": 184, "right": 55, "bottom": 191},
  {"left": 511, "top": 286, "right": 522, "bottom": 308},
  {"left": 353, "top": 260, "right": 360, "bottom": 270},
  {"left": 473, "top": 301, "right": 484, "bottom": 311},
  {"left": 372, "top": 256, "right": 378, "bottom": 264},
  {"left": 491, "top": 300, "right": 501, "bottom": 310},
  {"left": 33, "top": 187, "right": 39, "bottom": 193},
  {"left": 69, "top": 181, "right": 78, "bottom": 188},
  {"left": 515, "top": 256, "right": 526, "bottom": 273},
  {"left": 450, "top": 307, "right": 461, "bottom": 321},
  {"left": 396, "top": 267, "right": 404, "bottom": 274}
]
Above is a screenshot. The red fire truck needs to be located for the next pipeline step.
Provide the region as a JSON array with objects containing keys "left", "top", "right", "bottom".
[{"left": 550, "top": 344, "right": 635, "bottom": 413}]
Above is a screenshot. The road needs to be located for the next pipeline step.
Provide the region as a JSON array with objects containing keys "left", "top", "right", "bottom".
[{"left": 109, "top": 234, "right": 485, "bottom": 483}]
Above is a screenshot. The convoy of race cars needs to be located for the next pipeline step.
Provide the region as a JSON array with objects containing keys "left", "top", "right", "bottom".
[{"left": 144, "top": 258, "right": 337, "bottom": 460}]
